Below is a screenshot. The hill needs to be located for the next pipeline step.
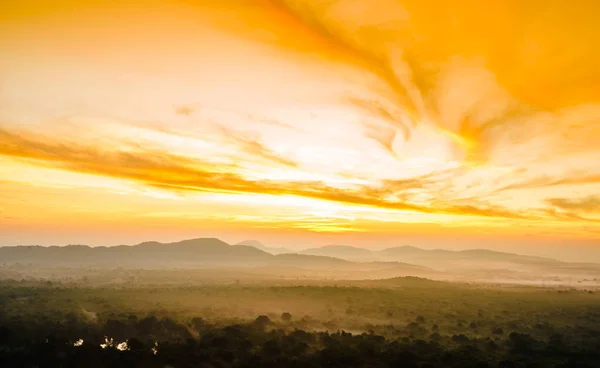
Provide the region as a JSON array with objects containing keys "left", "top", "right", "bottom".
[
  {"left": 300, "top": 245, "right": 378, "bottom": 261},
  {"left": 285, "top": 243, "right": 600, "bottom": 283},
  {"left": 235, "top": 240, "right": 293, "bottom": 255},
  {"left": 0, "top": 238, "right": 434, "bottom": 279},
  {"left": 377, "top": 247, "right": 561, "bottom": 272},
  {"left": 0, "top": 238, "right": 270, "bottom": 268},
  {"left": 296, "top": 244, "right": 561, "bottom": 270},
  {"left": 5, "top": 238, "right": 596, "bottom": 284}
]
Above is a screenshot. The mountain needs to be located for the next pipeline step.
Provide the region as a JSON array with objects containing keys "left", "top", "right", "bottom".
[
  {"left": 377, "top": 247, "right": 560, "bottom": 270},
  {"left": 378, "top": 245, "right": 425, "bottom": 257},
  {"left": 235, "top": 240, "right": 293, "bottom": 255},
  {"left": 0, "top": 238, "right": 270, "bottom": 268},
  {"left": 5, "top": 237, "right": 586, "bottom": 283},
  {"left": 291, "top": 243, "right": 566, "bottom": 274},
  {"left": 300, "top": 245, "right": 378, "bottom": 261},
  {"left": 0, "top": 238, "right": 433, "bottom": 279}
]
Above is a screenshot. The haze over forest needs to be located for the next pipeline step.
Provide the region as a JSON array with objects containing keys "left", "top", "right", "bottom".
[{"left": 2, "top": 237, "right": 599, "bottom": 287}]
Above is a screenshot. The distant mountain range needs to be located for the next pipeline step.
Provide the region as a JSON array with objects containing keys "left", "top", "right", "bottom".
[
  {"left": 3, "top": 238, "right": 599, "bottom": 283},
  {"left": 297, "top": 244, "right": 560, "bottom": 270},
  {"left": 237, "top": 240, "right": 561, "bottom": 269},
  {"left": 0, "top": 238, "right": 428, "bottom": 276},
  {"left": 236, "top": 240, "right": 293, "bottom": 255}
]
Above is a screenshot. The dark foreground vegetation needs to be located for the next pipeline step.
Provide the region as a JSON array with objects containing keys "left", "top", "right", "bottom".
[{"left": 1, "top": 278, "right": 599, "bottom": 367}]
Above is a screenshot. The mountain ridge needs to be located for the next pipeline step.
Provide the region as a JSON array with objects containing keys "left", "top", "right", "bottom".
[
  {"left": 0, "top": 238, "right": 432, "bottom": 276},
  {"left": 288, "top": 243, "right": 560, "bottom": 265},
  {"left": 235, "top": 240, "right": 293, "bottom": 255},
  {"left": 3, "top": 238, "right": 599, "bottom": 283},
  {"left": 2, "top": 238, "right": 564, "bottom": 266}
]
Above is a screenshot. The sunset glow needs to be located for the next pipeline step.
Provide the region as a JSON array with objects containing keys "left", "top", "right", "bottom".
[{"left": 1, "top": 0, "right": 599, "bottom": 255}]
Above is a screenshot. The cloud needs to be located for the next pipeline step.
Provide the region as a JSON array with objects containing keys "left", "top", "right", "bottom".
[
  {"left": 348, "top": 97, "right": 412, "bottom": 134},
  {"left": 215, "top": 125, "right": 298, "bottom": 168},
  {"left": 263, "top": 0, "right": 600, "bottom": 169},
  {"left": 546, "top": 196, "right": 600, "bottom": 214},
  {"left": 0, "top": 127, "right": 534, "bottom": 221},
  {"left": 1, "top": 0, "right": 600, "bottom": 238},
  {"left": 248, "top": 114, "right": 298, "bottom": 130},
  {"left": 348, "top": 97, "right": 411, "bottom": 149},
  {"left": 500, "top": 174, "right": 600, "bottom": 192},
  {"left": 362, "top": 122, "right": 397, "bottom": 157},
  {"left": 267, "top": 0, "right": 422, "bottom": 118},
  {"left": 174, "top": 105, "right": 197, "bottom": 116},
  {"left": 541, "top": 208, "right": 600, "bottom": 224}
]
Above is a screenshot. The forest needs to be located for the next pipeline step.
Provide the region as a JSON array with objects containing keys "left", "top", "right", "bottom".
[{"left": 1, "top": 277, "right": 599, "bottom": 367}]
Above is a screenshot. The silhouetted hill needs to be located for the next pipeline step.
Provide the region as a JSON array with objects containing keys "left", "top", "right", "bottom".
[
  {"left": 456, "top": 248, "right": 555, "bottom": 262},
  {"left": 300, "top": 245, "right": 377, "bottom": 261},
  {"left": 134, "top": 238, "right": 269, "bottom": 258},
  {"left": 0, "top": 238, "right": 561, "bottom": 271},
  {"left": 378, "top": 245, "right": 426, "bottom": 256},
  {"left": 378, "top": 247, "right": 560, "bottom": 270},
  {"left": 287, "top": 243, "right": 575, "bottom": 278},
  {"left": 296, "top": 243, "right": 560, "bottom": 267},
  {"left": 235, "top": 240, "right": 263, "bottom": 248},
  {"left": 0, "top": 238, "right": 267, "bottom": 267},
  {"left": 271, "top": 253, "right": 350, "bottom": 266},
  {"left": 5, "top": 238, "right": 589, "bottom": 283},
  {"left": 0, "top": 238, "right": 433, "bottom": 278},
  {"left": 236, "top": 240, "right": 293, "bottom": 255}
]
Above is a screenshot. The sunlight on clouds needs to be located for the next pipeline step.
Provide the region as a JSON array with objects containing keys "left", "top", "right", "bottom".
[
  {"left": 0, "top": 157, "right": 135, "bottom": 192},
  {"left": 0, "top": 0, "right": 599, "bottom": 245}
]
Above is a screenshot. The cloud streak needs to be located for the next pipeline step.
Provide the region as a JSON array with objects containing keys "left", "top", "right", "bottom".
[
  {"left": 0, "top": 127, "right": 542, "bottom": 221},
  {"left": 215, "top": 125, "right": 298, "bottom": 168},
  {"left": 547, "top": 196, "right": 600, "bottom": 214},
  {"left": 263, "top": 0, "right": 600, "bottom": 167},
  {"left": 1, "top": 0, "right": 599, "bottom": 241}
]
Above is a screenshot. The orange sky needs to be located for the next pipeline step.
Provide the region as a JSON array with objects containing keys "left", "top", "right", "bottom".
[{"left": 1, "top": 0, "right": 599, "bottom": 259}]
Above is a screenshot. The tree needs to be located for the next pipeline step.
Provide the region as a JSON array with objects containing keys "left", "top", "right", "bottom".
[
  {"left": 452, "top": 334, "right": 470, "bottom": 344},
  {"left": 281, "top": 312, "right": 292, "bottom": 322},
  {"left": 191, "top": 317, "right": 206, "bottom": 331},
  {"left": 254, "top": 315, "right": 271, "bottom": 327},
  {"left": 509, "top": 332, "right": 537, "bottom": 354},
  {"left": 127, "top": 338, "right": 145, "bottom": 351}
]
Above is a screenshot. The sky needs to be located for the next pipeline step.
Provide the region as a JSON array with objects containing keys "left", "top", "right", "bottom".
[{"left": 0, "top": 0, "right": 599, "bottom": 260}]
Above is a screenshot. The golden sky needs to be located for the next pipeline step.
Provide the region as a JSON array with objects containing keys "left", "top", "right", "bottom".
[{"left": 1, "top": 0, "right": 599, "bottom": 257}]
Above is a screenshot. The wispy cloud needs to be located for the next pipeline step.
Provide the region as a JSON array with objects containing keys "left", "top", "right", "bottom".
[
  {"left": 215, "top": 125, "right": 298, "bottom": 168},
  {"left": 546, "top": 196, "right": 600, "bottom": 214},
  {"left": 0, "top": 127, "right": 537, "bottom": 221},
  {"left": 500, "top": 174, "right": 600, "bottom": 192},
  {"left": 362, "top": 122, "right": 397, "bottom": 157},
  {"left": 349, "top": 97, "right": 411, "bottom": 140},
  {"left": 174, "top": 105, "right": 197, "bottom": 116},
  {"left": 1, "top": 0, "right": 599, "bottom": 241},
  {"left": 267, "top": 0, "right": 422, "bottom": 119}
]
